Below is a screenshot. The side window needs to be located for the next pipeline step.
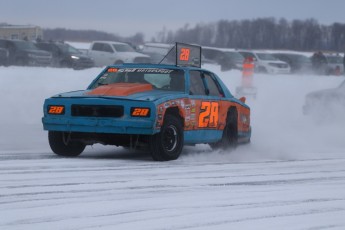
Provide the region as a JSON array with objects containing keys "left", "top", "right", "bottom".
[
  {"left": 189, "top": 71, "right": 206, "bottom": 96},
  {"left": 38, "top": 44, "right": 50, "bottom": 51},
  {"left": 92, "top": 43, "right": 103, "bottom": 51},
  {"left": 241, "top": 52, "right": 255, "bottom": 60},
  {"left": 102, "top": 44, "right": 113, "bottom": 53},
  {"left": 204, "top": 73, "right": 223, "bottom": 97},
  {"left": 203, "top": 49, "right": 217, "bottom": 59}
]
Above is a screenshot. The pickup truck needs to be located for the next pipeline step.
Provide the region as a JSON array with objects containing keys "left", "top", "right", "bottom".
[{"left": 83, "top": 41, "right": 150, "bottom": 67}]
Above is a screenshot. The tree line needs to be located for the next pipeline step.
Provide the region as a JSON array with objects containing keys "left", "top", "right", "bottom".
[
  {"left": 42, "top": 18, "right": 345, "bottom": 52},
  {"left": 43, "top": 28, "right": 145, "bottom": 45},
  {"left": 154, "top": 18, "right": 345, "bottom": 52}
]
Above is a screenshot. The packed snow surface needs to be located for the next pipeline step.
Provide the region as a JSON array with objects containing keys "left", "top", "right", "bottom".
[{"left": 0, "top": 64, "right": 345, "bottom": 230}]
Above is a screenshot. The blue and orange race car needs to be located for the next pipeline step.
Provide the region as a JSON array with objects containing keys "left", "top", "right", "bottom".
[{"left": 42, "top": 43, "right": 251, "bottom": 161}]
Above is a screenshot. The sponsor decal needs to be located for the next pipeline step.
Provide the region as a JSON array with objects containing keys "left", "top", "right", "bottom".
[{"left": 115, "top": 68, "right": 174, "bottom": 74}]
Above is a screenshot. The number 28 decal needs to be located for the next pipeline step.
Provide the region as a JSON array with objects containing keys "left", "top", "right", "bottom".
[
  {"left": 198, "top": 101, "right": 219, "bottom": 128},
  {"left": 179, "top": 48, "right": 190, "bottom": 61}
]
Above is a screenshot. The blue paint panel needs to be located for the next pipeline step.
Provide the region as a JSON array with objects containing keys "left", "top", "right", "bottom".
[
  {"left": 184, "top": 130, "right": 223, "bottom": 144},
  {"left": 43, "top": 97, "right": 158, "bottom": 135}
]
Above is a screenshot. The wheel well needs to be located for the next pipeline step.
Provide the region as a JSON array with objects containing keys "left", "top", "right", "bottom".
[
  {"left": 165, "top": 107, "right": 184, "bottom": 127},
  {"left": 227, "top": 107, "right": 238, "bottom": 127}
]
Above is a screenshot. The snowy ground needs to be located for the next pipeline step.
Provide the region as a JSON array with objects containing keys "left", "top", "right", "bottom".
[{"left": 1, "top": 64, "right": 345, "bottom": 230}]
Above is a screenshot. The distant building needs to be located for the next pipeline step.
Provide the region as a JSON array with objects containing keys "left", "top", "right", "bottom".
[{"left": 0, "top": 24, "right": 43, "bottom": 41}]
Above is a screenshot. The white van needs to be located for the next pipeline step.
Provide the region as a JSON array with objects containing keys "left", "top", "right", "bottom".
[{"left": 238, "top": 50, "right": 290, "bottom": 74}]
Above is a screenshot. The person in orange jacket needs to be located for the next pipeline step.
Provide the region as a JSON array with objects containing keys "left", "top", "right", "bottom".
[{"left": 242, "top": 56, "right": 254, "bottom": 87}]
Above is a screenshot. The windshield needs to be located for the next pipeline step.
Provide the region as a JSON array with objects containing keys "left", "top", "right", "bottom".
[
  {"left": 112, "top": 44, "right": 135, "bottom": 52},
  {"left": 57, "top": 44, "right": 81, "bottom": 54},
  {"left": 13, "top": 41, "right": 39, "bottom": 50},
  {"left": 225, "top": 51, "right": 244, "bottom": 61},
  {"left": 326, "top": 56, "right": 343, "bottom": 64},
  {"left": 295, "top": 55, "right": 311, "bottom": 63},
  {"left": 256, "top": 53, "right": 277, "bottom": 61},
  {"left": 90, "top": 67, "right": 185, "bottom": 92}
]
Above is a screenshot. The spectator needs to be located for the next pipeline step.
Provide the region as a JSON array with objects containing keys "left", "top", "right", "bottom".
[{"left": 311, "top": 51, "right": 327, "bottom": 75}]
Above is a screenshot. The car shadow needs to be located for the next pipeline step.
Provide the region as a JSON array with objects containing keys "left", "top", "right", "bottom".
[{"left": 79, "top": 147, "right": 153, "bottom": 161}]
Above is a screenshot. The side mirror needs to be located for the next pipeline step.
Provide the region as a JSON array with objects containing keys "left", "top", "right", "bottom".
[{"left": 239, "top": 97, "right": 246, "bottom": 103}]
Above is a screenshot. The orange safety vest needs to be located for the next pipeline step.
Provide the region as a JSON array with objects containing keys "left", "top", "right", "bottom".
[
  {"left": 242, "top": 59, "right": 254, "bottom": 77},
  {"left": 242, "top": 58, "right": 254, "bottom": 87}
]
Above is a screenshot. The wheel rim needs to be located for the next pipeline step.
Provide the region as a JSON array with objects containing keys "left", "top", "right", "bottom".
[{"left": 163, "top": 124, "right": 178, "bottom": 152}]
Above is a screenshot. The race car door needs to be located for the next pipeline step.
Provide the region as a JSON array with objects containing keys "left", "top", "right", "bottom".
[{"left": 187, "top": 70, "right": 225, "bottom": 143}]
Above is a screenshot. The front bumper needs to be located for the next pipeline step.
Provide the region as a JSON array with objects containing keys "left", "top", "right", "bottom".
[{"left": 42, "top": 116, "right": 156, "bottom": 135}]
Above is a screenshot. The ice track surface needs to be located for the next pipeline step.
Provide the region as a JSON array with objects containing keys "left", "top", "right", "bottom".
[{"left": 1, "top": 65, "right": 345, "bottom": 229}]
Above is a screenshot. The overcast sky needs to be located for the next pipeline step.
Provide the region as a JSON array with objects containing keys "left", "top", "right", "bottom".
[{"left": 1, "top": 0, "right": 344, "bottom": 40}]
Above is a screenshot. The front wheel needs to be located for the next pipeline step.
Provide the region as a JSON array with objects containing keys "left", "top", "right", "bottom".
[
  {"left": 150, "top": 114, "right": 184, "bottom": 161},
  {"left": 48, "top": 131, "right": 85, "bottom": 157}
]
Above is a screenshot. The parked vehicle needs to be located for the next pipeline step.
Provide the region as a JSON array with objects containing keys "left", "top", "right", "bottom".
[
  {"left": 272, "top": 53, "right": 312, "bottom": 74},
  {"left": 0, "top": 39, "right": 52, "bottom": 66},
  {"left": 303, "top": 80, "right": 345, "bottom": 117},
  {"left": 0, "top": 47, "right": 9, "bottom": 66},
  {"left": 83, "top": 41, "right": 150, "bottom": 67},
  {"left": 36, "top": 41, "right": 94, "bottom": 70},
  {"left": 139, "top": 42, "right": 174, "bottom": 63},
  {"left": 238, "top": 50, "right": 290, "bottom": 74},
  {"left": 324, "top": 54, "right": 344, "bottom": 75},
  {"left": 203, "top": 47, "right": 244, "bottom": 71}
]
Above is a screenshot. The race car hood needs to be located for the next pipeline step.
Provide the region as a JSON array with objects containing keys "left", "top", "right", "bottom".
[
  {"left": 52, "top": 85, "right": 185, "bottom": 102},
  {"left": 87, "top": 83, "right": 153, "bottom": 97}
]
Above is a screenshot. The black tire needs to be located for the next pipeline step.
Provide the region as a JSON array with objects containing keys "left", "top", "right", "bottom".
[
  {"left": 258, "top": 66, "right": 267, "bottom": 73},
  {"left": 48, "top": 131, "right": 85, "bottom": 157},
  {"left": 60, "top": 61, "right": 71, "bottom": 68},
  {"left": 150, "top": 114, "right": 184, "bottom": 161},
  {"left": 15, "top": 58, "right": 26, "bottom": 66},
  {"left": 210, "top": 109, "right": 238, "bottom": 150}
]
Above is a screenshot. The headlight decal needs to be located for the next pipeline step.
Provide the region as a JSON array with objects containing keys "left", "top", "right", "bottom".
[{"left": 48, "top": 105, "right": 65, "bottom": 115}]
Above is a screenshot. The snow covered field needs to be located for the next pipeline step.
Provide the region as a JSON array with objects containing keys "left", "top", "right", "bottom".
[{"left": 1, "top": 64, "right": 345, "bottom": 229}]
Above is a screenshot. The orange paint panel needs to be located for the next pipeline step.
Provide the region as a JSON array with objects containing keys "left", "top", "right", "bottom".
[
  {"left": 155, "top": 98, "right": 250, "bottom": 133},
  {"left": 88, "top": 83, "right": 153, "bottom": 96}
]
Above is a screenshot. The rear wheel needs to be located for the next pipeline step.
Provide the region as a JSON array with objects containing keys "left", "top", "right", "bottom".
[
  {"left": 258, "top": 67, "right": 267, "bottom": 73},
  {"left": 210, "top": 109, "right": 238, "bottom": 150},
  {"left": 150, "top": 114, "right": 184, "bottom": 161},
  {"left": 48, "top": 131, "right": 85, "bottom": 157}
]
